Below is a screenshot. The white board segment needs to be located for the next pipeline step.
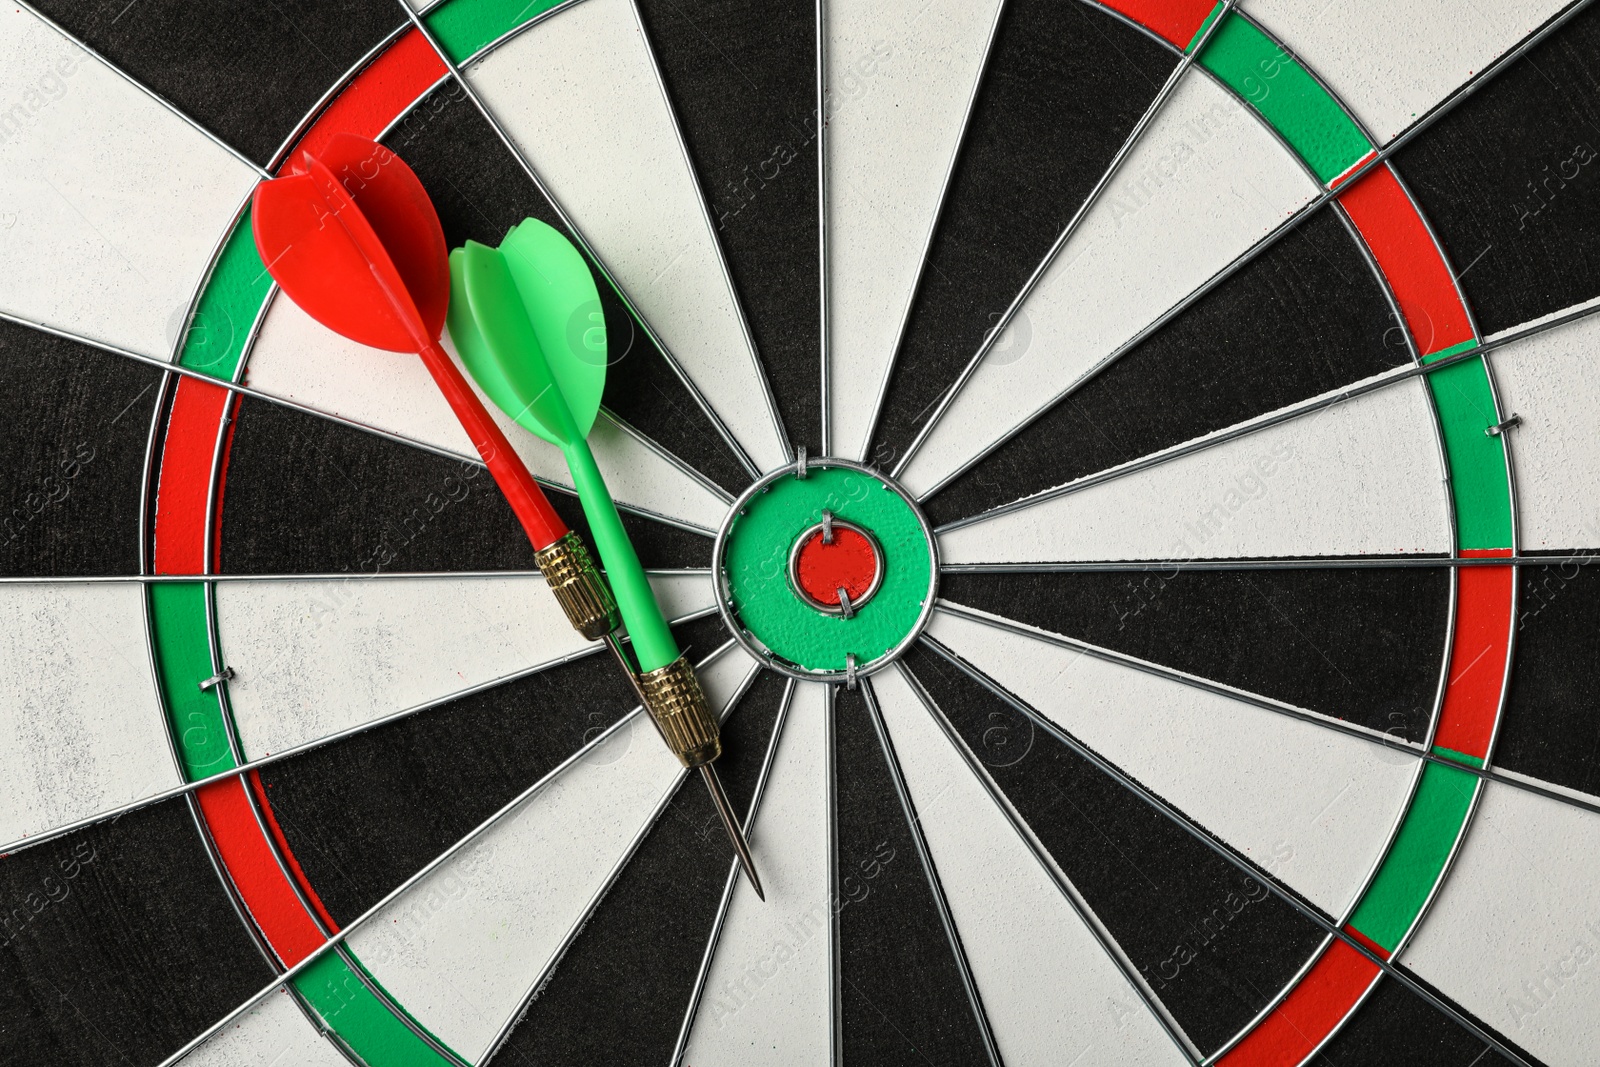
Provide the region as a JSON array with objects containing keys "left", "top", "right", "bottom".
[
  {"left": 873, "top": 667, "right": 1186, "bottom": 1067},
  {"left": 347, "top": 650, "right": 758, "bottom": 1063},
  {"left": 938, "top": 378, "right": 1449, "bottom": 563},
  {"left": 0, "top": 8, "right": 257, "bottom": 359},
  {"left": 681, "top": 682, "right": 831, "bottom": 1067},
  {"left": 1487, "top": 307, "right": 1600, "bottom": 551},
  {"left": 465, "top": 0, "right": 787, "bottom": 473},
  {"left": 1245, "top": 0, "right": 1567, "bottom": 144},
  {"left": 179, "top": 987, "right": 347, "bottom": 1067},
  {"left": 899, "top": 73, "right": 1318, "bottom": 496},
  {"left": 216, "top": 572, "right": 714, "bottom": 759},
  {"left": 0, "top": 583, "right": 177, "bottom": 845},
  {"left": 1403, "top": 781, "right": 1600, "bottom": 1066},
  {"left": 927, "top": 609, "right": 1421, "bottom": 916},
  {"left": 825, "top": 0, "right": 1005, "bottom": 461},
  {"left": 244, "top": 297, "right": 728, "bottom": 531}
]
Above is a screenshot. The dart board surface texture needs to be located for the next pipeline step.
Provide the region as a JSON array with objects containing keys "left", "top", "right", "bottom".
[{"left": 2, "top": 0, "right": 1599, "bottom": 1064}]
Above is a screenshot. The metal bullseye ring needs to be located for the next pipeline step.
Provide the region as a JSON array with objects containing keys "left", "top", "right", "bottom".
[{"left": 786, "top": 513, "right": 885, "bottom": 618}]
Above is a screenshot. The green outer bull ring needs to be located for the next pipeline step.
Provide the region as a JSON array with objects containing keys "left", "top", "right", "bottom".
[{"left": 713, "top": 455, "right": 939, "bottom": 683}]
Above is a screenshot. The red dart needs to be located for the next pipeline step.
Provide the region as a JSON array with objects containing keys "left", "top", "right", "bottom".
[
  {"left": 249, "top": 136, "right": 763, "bottom": 896},
  {"left": 250, "top": 133, "right": 570, "bottom": 554}
]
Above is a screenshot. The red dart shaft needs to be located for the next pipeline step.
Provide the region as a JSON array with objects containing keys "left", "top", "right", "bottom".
[
  {"left": 331, "top": 210, "right": 568, "bottom": 553},
  {"left": 251, "top": 140, "right": 571, "bottom": 555},
  {"left": 416, "top": 339, "right": 568, "bottom": 550}
]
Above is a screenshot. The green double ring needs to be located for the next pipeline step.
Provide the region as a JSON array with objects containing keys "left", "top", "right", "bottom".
[{"left": 714, "top": 458, "right": 938, "bottom": 681}]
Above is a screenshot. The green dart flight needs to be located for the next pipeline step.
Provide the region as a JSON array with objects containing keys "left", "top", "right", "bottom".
[{"left": 447, "top": 218, "right": 763, "bottom": 899}]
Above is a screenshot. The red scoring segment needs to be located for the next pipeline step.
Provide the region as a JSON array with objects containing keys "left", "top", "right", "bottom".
[
  {"left": 1097, "top": 0, "right": 1219, "bottom": 50},
  {"left": 794, "top": 525, "right": 880, "bottom": 608}
]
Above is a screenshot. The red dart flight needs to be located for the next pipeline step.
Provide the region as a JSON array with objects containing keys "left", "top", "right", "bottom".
[{"left": 251, "top": 132, "right": 571, "bottom": 557}]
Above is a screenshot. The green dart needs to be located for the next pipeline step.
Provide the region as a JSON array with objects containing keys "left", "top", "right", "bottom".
[{"left": 448, "top": 219, "right": 763, "bottom": 900}]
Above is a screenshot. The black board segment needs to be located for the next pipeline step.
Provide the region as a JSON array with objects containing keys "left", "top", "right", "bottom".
[
  {"left": 496, "top": 670, "right": 787, "bottom": 1065},
  {"left": 902, "top": 642, "right": 1327, "bottom": 1056},
  {"left": 28, "top": 0, "right": 405, "bottom": 166},
  {"left": 384, "top": 81, "right": 750, "bottom": 496},
  {"left": 219, "top": 394, "right": 712, "bottom": 574},
  {"left": 0, "top": 317, "right": 162, "bottom": 576},
  {"left": 924, "top": 206, "right": 1406, "bottom": 526},
  {"left": 833, "top": 683, "right": 993, "bottom": 1066},
  {"left": 865, "top": 0, "right": 1178, "bottom": 472},
  {"left": 635, "top": 0, "right": 817, "bottom": 456},
  {"left": 1310, "top": 970, "right": 1526, "bottom": 1067},
  {"left": 0, "top": 800, "right": 275, "bottom": 1067},
  {"left": 1495, "top": 562, "right": 1600, "bottom": 799},
  {"left": 1393, "top": 4, "right": 1600, "bottom": 336},
  {"left": 258, "top": 612, "right": 731, "bottom": 925},
  {"left": 939, "top": 567, "right": 1448, "bottom": 741}
]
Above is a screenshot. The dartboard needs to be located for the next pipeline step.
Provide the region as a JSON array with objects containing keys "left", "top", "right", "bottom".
[{"left": 4, "top": 0, "right": 1599, "bottom": 1064}]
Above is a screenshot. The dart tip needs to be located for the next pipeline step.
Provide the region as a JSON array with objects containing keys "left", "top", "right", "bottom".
[
  {"left": 740, "top": 845, "right": 766, "bottom": 901},
  {"left": 736, "top": 841, "right": 765, "bottom": 901},
  {"left": 699, "top": 764, "right": 766, "bottom": 903}
]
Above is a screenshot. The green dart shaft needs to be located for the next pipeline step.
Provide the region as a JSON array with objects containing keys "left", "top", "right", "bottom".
[{"left": 560, "top": 437, "right": 678, "bottom": 671}]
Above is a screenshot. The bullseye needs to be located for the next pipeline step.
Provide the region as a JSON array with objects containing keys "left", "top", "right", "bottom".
[
  {"left": 789, "top": 514, "right": 883, "bottom": 616},
  {"left": 715, "top": 458, "right": 937, "bottom": 680}
]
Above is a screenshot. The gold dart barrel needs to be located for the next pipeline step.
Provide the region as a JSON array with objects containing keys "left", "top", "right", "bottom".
[
  {"left": 534, "top": 532, "right": 620, "bottom": 641},
  {"left": 637, "top": 654, "right": 721, "bottom": 768}
]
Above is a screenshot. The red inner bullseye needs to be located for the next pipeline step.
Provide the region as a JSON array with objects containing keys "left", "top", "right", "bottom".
[{"left": 794, "top": 526, "right": 879, "bottom": 608}]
